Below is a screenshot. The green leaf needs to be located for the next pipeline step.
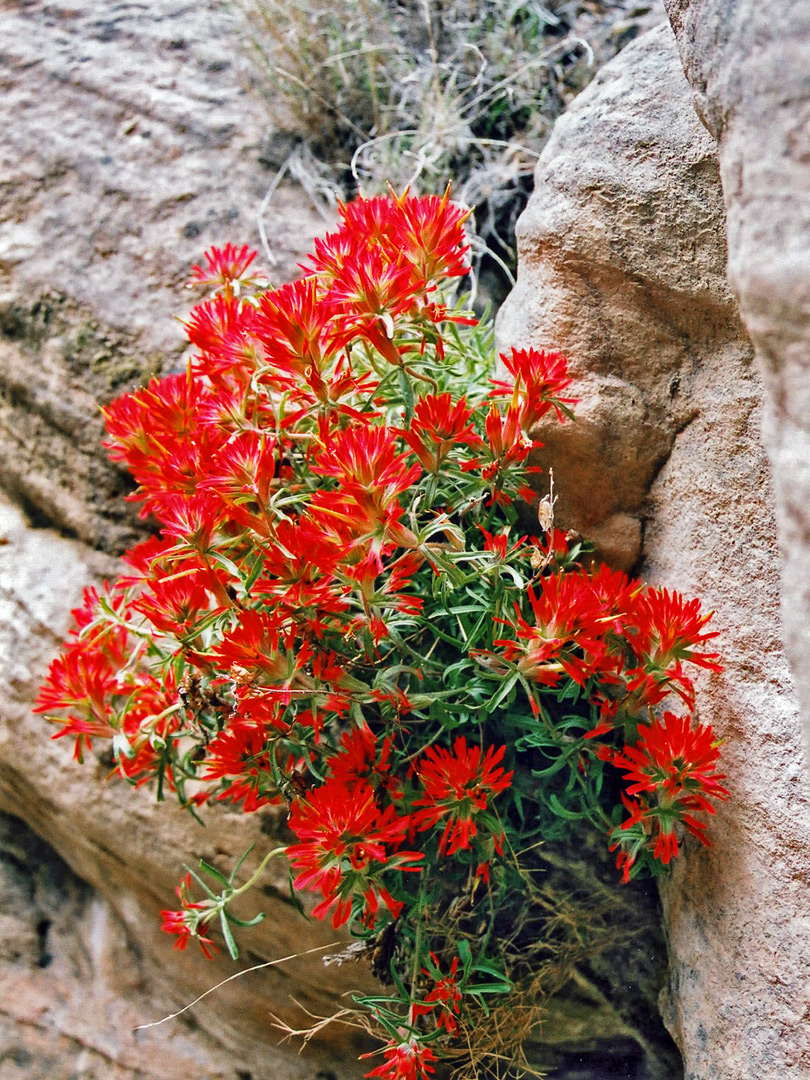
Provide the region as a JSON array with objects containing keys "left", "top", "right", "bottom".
[
  {"left": 227, "top": 911, "right": 266, "bottom": 928},
  {"left": 398, "top": 368, "right": 414, "bottom": 425},
  {"left": 485, "top": 671, "right": 519, "bottom": 712},
  {"left": 219, "top": 908, "right": 240, "bottom": 960},
  {"left": 198, "top": 859, "right": 231, "bottom": 887},
  {"left": 229, "top": 843, "right": 256, "bottom": 884}
]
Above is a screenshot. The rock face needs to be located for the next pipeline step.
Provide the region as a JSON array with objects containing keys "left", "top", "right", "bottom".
[
  {"left": 661, "top": 0, "right": 810, "bottom": 762},
  {"left": 0, "top": 0, "right": 331, "bottom": 554},
  {"left": 497, "top": 21, "right": 810, "bottom": 1080}
]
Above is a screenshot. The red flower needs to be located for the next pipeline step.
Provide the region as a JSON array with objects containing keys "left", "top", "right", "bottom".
[
  {"left": 287, "top": 779, "right": 423, "bottom": 928},
  {"left": 203, "top": 721, "right": 288, "bottom": 812},
  {"left": 189, "top": 243, "right": 265, "bottom": 295},
  {"left": 624, "top": 587, "right": 722, "bottom": 709},
  {"left": 309, "top": 425, "right": 421, "bottom": 560},
  {"left": 212, "top": 611, "right": 311, "bottom": 700},
  {"left": 34, "top": 638, "right": 128, "bottom": 759},
  {"left": 387, "top": 186, "right": 471, "bottom": 282},
  {"left": 328, "top": 187, "right": 471, "bottom": 285},
  {"left": 325, "top": 246, "right": 424, "bottom": 364},
  {"left": 612, "top": 712, "right": 729, "bottom": 811},
  {"left": 184, "top": 293, "right": 256, "bottom": 359},
  {"left": 364, "top": 1037, "right": 437, "bottom": 1080},
  {"left": 402, "top": 393, "right": 483, "bottom": 472},
  {"left": 490, "top": 347, "right": 577, "bottom": 428},
  {"left": 102, "top": 370, "right": 227, "bottom": 517},
  {"left": 607, "top": 714, "right": 729, "bottom": 876},
  {"left": 252, "top": 277, "right": 342, "bottom": 399},
  {"left": 160, "top": 873, "right": 218, "bottom": 959},
  {"left": 415, "top": 954, "right": 463, "bottom": 1035},
  {"left": 412, "top": 737, "right": 512, "bottom": 855},
  {"left": 130, "top": 568, "right": 215, "bottom": 639},
  {"left": 493, "top": 569, "right": 609, "bottom": 689},
  {"left": 326, "top": 727, "right": 401, "bottom": 798}
]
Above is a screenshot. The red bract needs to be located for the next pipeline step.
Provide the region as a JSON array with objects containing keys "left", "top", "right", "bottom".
[
  {"left": 160, "top": 873, "right": 218, "bottom": 959},
  {"left": 203, "top": 721, "right": 286, "bottom": 811},
  {"left": 212, "top": 611, "right": 310, "bottom": 700},
  {"left": 416, "top": 955, "right": 463, "bottom": 1035},
  {"left": 189, "top": 243, "right": 265, "bottom": 295},
  {"left": 326, "top": 727, "right": 401, "bottom": 798},
  {"left": 608, "top": 714, "right": 729, "bottom": 879},
  {"left": 309, "top": 425, "right": 421, "bottom": 559},
  {"left": 630, "top": 587, "right": 721, "bottom": 670},
  {"left": 490, "top": 347, "right": 577, "bottom": 428},
  {"left": 364, "top": 1038, "right": 437, "bottom": 1080},
  {"left": 493, "top": 569, "right": 609, "bottom": 689},
  {"left": 184, "top": 293, "right": 258, "bottom": 362},
  {"left": 287, "top": 779, "right": 423, "bottom": 927},
  {"left": 102, "top": 371, "right": 227, "bottom": 516},
  {"left": 412, "top": 737, "right": 512, "bottom": 855},
  {"left": 402, "top": 393, "right": 484, "bottom": 471},
  {"left": 391, "top": 188, "right": 471, "bottom": 282},
  {"left": 612, "top": 712, "right": 729, "bottom": 811},
  {"left": 130, "top": 568, "right": 215, "bottom": 638},
  {"left": 325, "top": 246, "right": 424, "bottom": 364},
  {"left": 252, "top": 277, "right": 341, "bottom": 398},
  {"left": 330, "top": 187, "right": 470, "bottom": 285},
  {"left": 624, "top": 587, "right": 722, "bottom": 709}
]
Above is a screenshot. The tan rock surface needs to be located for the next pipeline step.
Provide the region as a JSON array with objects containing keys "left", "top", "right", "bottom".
[
  {"left": 498, "top": 21, "right": 810, "bottom": 1080},
  {"left": 0, "top": 0, "right": 331, "bottom": 553},
  {"left": 662, "top": 0, "right": 810, "bottom": 770}
]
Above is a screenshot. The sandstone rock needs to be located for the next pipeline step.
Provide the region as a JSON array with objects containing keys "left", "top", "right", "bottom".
[
  {"left": 498, "top": 21, "right": 810, "bottom": 1080},
  {"left": 661, "top": 0, "right": 810, "bottom": 763},
  {"left": 497, "top": 21, "right": 737, "bottom": 570},
  {"left": 0, "top": 811, "right": 348, "bottom": 1080},
  {"left": 0, "top": 0, "right": 332, "bottom": 553}
]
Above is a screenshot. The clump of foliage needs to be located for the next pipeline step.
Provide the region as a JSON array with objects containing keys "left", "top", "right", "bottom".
[{"left": 36, "top": 191, "right": 726, "bottom": 1080}]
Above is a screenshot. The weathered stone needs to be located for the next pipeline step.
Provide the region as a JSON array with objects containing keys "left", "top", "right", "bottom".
[
  {"left": 0, "top": 811, "right": 345, "bottom": 1080},
  {"left": 661, "top": 0, "right": 810, "bottom": 761},
  {"left": 0, "top": 0, "right": 332, "bottom": 553},
  {"left": 498, "top": 21, "right": 810, "bottom": 1080},
  {"left": 497, "top": 22, "right": 737, "bottom": 570}
]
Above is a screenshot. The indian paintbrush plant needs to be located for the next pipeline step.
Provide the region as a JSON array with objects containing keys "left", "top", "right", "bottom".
[{"left": 35, "top": 189, "right": 727, "bottom": 1079}]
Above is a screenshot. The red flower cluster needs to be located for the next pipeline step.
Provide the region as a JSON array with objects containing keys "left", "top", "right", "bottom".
[
  {"left": 364, "top": 1038, "right": 437, "bottom": 1080},
  {"left": 35, "top": 189, "right": 726, "bottom": 1077},
  {"left": 159, "top": 873, "right": 218, "bottom": 959},
  {"left": 413, "top": 737, "right": 513, "bottom": 855},
  {"left": 608, "top": 712, "right": 729, "bottom": 879},
  {"left": 286, "top": 778, "right": 423, "bottom": 928}
]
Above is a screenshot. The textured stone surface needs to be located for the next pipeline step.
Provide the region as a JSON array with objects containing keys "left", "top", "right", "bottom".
[
  {"left": 661, "top": 0, "right": 810, "bottom": 769},
  {"left": 498, "top": 21, "right": 810, "bottom": 1080},
  {"left": 0, "top": 812, "right": 338, "bottom": 1080},
  {"left": 0, "top": 0, "right": 331, "bottom": 553},
  {"left": 497, "top": 22, "right": 737, "bottom": 571}
]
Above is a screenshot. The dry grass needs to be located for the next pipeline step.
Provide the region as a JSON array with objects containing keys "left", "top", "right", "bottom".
[{"left": 235, "top": 0, "right": 663, "bottom": 302}]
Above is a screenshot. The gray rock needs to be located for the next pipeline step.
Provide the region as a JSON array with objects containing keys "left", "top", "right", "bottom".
[{"left": 498, "top": 22, "right": 810, "bottom": 1080}]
